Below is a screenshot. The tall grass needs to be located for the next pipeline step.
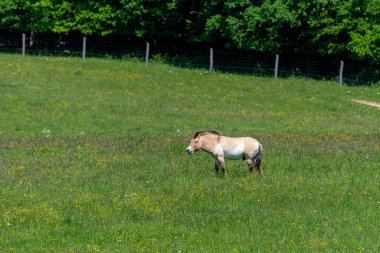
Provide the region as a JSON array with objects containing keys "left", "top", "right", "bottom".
[{"left": 0, "top": 54, "right": 379, "bottom": 252}]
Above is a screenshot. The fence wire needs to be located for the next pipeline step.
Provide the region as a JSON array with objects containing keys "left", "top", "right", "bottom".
[{"left": 0, "top": 33, "right": 379, "bottom": 85}]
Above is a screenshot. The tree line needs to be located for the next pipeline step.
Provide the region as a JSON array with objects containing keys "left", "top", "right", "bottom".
[{"left": 0, "top": 0, "right": 379, "bottom": 63}]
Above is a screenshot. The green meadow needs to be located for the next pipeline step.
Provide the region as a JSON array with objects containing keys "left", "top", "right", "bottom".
[{"left": 0, "top": 54, "right": 379, "bottom": 252}]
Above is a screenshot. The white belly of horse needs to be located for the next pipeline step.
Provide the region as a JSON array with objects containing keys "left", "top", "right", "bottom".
[{"left": 223, "top": 144, "right": 245, "bottom": 159}]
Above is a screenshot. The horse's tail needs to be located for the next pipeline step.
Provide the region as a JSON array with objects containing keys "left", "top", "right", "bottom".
[
  {"left": 253, "top": 143, "right": 263, "bottom": 162},
  {"left": 253, "top": 144, "right": 263, "bottom": 176}
]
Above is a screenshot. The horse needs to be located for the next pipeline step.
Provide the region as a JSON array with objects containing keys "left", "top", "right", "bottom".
[{"left": 186, "top": 131, "right": 263, "bottom": 177}]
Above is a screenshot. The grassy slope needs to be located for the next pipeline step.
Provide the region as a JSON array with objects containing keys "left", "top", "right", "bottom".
[{"left": 0, "top": 54, "right": 379, "bottom": 252}]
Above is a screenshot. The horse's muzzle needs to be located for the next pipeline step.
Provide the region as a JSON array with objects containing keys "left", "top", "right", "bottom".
[{"left": 186, "top": 148, "right": 193, "bottom": 155}]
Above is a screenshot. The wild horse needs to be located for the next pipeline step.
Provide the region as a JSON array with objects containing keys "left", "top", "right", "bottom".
[{"left": 186, "top": 131, "right": 263, "bottom": 177}]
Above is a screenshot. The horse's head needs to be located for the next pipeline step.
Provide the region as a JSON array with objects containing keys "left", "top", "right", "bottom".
[
  {"left": 186, "top": 131, "right": 219, "bottom": 155},
  {"left": 186, "top": 136, "right": 202, "bottom": 155}
]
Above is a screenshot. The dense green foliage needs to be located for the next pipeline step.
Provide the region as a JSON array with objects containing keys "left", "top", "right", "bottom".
[
  {"left": 0, "top": 0, "right": 379, "bottom": 62},
  {"left": 0, "top": 54, "right": 379, "bottom": 251}
]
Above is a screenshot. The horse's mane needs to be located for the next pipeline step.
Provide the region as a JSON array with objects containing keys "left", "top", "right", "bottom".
[{"left": 193, "top": 130, "right": 220, "bottom": 138}]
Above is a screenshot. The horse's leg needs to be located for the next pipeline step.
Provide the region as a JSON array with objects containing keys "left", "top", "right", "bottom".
[
  {"left": 217, "top": 156, "right": 227, "bottom": 177},
  {"left": 247, "top": 159, "right": 254, "bottom": 176},
  {"left": 214, "top": 159, "right": 220, "bottom": 176}
]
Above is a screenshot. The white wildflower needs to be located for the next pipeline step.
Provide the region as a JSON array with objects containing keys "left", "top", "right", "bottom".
[{"left": 42, "top": 128, "right": 51, "bottom": 137}]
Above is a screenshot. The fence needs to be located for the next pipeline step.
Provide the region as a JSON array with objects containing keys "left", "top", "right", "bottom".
[{"left": 1, "top": 33, "right": 379, "bottom": 85}]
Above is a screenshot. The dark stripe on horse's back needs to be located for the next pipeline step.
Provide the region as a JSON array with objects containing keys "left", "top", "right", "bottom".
[{"left": 193, "top": 130, "right": 220, "bottom": 138}]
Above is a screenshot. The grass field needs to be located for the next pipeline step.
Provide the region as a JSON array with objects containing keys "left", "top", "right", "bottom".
[{"left": 0, "top": 54, "right": 379, "bottom": 252}]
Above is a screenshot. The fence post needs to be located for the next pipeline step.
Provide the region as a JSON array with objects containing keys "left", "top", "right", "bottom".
[
  {"left": 145, "top": 42, "right": 150, "bottom": 68},
  {"left": 274, "top": 54, "right": 279, "bottom": 79},
  {"left": 82, "top": 37, "right": 86, "bottom": 62},
  {"left": 339, "top": 60, "right": 344, "bottom": 85},
  {"left": 22, "top": 33, "right": 26, "bottom": 58},
  {"left": 209, "top": 48, "right": 214, "bottom": 72}
]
